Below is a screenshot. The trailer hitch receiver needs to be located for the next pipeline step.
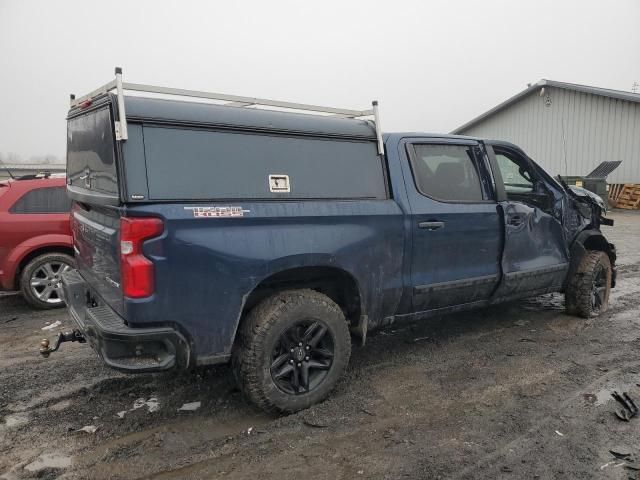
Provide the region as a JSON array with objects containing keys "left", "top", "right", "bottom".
[{"left": 40, "top": 330, "right": 86, "bottom": 358}]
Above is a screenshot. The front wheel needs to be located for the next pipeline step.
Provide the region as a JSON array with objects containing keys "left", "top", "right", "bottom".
[
  {"left": 233, "top": 289, "right": 351, "bottom": 413},
  {"left": 565, "top": 250, "right": 612, "bottom": 318},
  {"left": 20, "top": 253, "right": 74, "bottom": 309}
]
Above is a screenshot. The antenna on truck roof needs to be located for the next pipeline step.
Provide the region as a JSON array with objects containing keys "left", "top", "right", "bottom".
[{"left": 70, "top": 67, "right": 385, "bottom": 155}]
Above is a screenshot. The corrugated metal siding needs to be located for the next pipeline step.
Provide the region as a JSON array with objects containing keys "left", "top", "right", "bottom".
[{"left": 458, "top": 87, "right": 640, "bottom": 184}]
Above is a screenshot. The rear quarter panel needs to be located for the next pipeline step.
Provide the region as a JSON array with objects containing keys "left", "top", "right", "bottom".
[{"left": 124, "top": 199, "right": 404, "bottom": 362}]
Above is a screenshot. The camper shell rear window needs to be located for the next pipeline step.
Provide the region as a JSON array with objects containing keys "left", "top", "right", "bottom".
[{"left": 66, "top": 106, "right": 118, "bottom": 198}]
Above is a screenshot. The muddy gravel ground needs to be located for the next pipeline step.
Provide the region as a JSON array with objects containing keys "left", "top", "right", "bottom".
[{"left": 2, "top": 211, "right": 640, "bottom": 480}]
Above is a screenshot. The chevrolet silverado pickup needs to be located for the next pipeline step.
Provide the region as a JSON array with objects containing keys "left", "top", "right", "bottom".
[{"left": 46, "top": 70, "right": 615, "bottom": 412}]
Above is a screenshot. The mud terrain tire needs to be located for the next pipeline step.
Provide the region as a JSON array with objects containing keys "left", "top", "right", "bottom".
[
  {"left": 565, "top": 250, "right": 611, "bottom": 318},
  {"left": 233, "top": 289, "right": 351, "bottom": 413}
]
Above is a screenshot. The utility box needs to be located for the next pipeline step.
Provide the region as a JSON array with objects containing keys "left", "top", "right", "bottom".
[
  {"left": 583, "top": 178, "right": 609, "bottom": 202},
  {"left": 562, "top": 176, "right": 585, "bottom": 187},
  {"left": 584, "top": 161, "right": 622, "bottom": 208}
]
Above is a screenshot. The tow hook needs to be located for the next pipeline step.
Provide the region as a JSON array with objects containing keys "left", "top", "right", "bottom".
[{"left": 39, "top": 330, "right": 86, "bottom": 358}]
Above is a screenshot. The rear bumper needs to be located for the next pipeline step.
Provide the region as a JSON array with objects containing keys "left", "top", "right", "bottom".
[{"left": 61, "top": 270, "right": 190, "bottom": 372}]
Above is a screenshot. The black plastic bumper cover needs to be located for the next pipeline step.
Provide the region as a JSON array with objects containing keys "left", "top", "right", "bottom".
[{"left": 61, "top": 270, "right": 189, "bottom": 373}]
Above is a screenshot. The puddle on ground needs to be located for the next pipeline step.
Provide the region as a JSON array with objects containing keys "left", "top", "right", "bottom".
[
  {"left": 24, "top": 453, "right": 72, "bottom": 472},
  {"left": 584, "top": 385, "right": 638, "bottom": 406},
  {"left": 521, "top": 293, "right": 565, "bottom": 311}
]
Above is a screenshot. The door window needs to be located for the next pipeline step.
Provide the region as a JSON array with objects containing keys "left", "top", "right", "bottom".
[
  {"left": 410, "top": 144, "right": 484, "bottom": 202},
  {"left": 10, "top": 187, "right": 72, "bottom": 214},
  {"left": 495, "top": 153, "right": 534, "bottom": 194},
  {"left": 493, "top": 147, "right": 555, "bottom": 213}
]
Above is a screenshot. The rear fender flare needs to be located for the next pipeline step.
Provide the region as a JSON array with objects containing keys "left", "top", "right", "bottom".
[
  {"left": 228, "top": 255, "right": 365, "bottom": 347},
  {"left": 2, "top": 234, "right": 73, "bottom": 290}
]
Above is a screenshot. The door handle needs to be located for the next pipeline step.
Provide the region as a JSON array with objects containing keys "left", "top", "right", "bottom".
[
  {"left": 418, "top": 221, "right": 445, "bottom": 231},
  {"left": 507, "top": 215, "right": 523, "bottom": 226}
]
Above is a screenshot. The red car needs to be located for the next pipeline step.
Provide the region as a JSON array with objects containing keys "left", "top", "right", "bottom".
[{"left": 0, "top": 174, "right": 73, "bottom": 309}]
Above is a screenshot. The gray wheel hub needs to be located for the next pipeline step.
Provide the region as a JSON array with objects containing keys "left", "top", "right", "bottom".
[{"left": 30, "top": 261, "right": 72, "bottom": 304}]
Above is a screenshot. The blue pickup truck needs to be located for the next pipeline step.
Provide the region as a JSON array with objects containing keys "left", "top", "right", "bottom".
[{"left": 47, "top": 71, "right": 615, "bottom": 412}]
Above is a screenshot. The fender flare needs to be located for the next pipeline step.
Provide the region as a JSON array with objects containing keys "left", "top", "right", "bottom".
[
  {"left": 227, "top": 256, "right": 366, "bottom": 348},
  {"left": 565, "top": 230, "right": 616, "bottom": 290},
  {"left": 1, "top": 234, "right": 73, "bottom": 290},
  {"left": 244, "top": 254, "right": 365, "bottom": 314}
]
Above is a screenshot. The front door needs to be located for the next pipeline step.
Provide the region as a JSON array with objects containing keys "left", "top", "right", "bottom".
[
  {"left": 403, "top": 139, "right": 502, "bottom": 311},
  {"left": 487, "top": 144, "right": 569, "bottom": 299}
]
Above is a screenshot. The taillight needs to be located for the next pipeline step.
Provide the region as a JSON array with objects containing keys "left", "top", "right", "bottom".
[{"left": 120, "top": 217, "right": 164, "bottom": 298}]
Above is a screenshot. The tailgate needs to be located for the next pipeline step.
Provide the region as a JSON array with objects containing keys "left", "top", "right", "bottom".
[{"left": 71, "top": 203, "right": 123, "bottom": 315}]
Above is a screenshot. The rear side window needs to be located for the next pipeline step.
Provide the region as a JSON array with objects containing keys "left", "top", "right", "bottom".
[
  {"left": 10, "top": 187, "right": 72, "bottom": 213},
  {"left": 410, "top": 144, "right": 483, "bottom": 202},
  {"left": 141, "top": 126, "right": 387, "bottom": 200}
]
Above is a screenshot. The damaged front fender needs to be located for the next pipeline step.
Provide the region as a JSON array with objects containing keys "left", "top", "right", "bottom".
[
  {"left": 558, "top": 178, "right": 613, "bottom": 231},
  {"left": 568, "top": 185, "right": 607, "bottom": 212}
]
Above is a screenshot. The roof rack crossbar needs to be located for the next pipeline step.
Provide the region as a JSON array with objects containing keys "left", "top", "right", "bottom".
[
  {"left": 70, "top": 68, "right": 385, "bottom": 154},
  {"left": 71, "top": 79, "right": 117, "bottom": 107}
]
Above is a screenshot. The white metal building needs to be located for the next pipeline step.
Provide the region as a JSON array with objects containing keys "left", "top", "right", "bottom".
[{"left": 452, "top": 80, "right": 640, "bottom": 184}]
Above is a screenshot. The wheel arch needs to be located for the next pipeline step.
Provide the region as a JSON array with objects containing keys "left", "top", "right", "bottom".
[
  {"left": 14, "top": 244, "right": 74, "bottom": 290},
  {"left": 566, "top": 229, "right": 616, "bottom": 290},
  {"left": 239, "top": 265, "right": 363, "bottom": 333}
]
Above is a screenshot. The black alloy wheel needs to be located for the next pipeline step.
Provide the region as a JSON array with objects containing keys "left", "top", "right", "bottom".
[{"left": 270, "top": 320, "right": 334, "bottom": 395}]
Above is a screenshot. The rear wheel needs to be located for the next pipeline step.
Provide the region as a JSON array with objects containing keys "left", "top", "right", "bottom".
[
  {"left": 20, "top": 253, "right": 74, "bottom": 309},
  {"left": 233, "top": 289, "right": 351, "bottom": 413},
  {"left": 565, "top": 250, "right": 612, "bottom": 318}
]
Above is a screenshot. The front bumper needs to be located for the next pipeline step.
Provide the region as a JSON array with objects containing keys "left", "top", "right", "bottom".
[{"left": 61, "top": 270, "right": 189, "bottom": 372}]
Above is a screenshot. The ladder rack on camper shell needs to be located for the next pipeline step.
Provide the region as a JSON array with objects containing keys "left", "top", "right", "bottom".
[{"left": 70, "top": 67, "right": 385, "bottom": 155}]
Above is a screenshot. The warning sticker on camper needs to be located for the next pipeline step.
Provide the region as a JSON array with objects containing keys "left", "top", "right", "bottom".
[{"left": 184, "top": 206, "right": 250, "bottom": 218}]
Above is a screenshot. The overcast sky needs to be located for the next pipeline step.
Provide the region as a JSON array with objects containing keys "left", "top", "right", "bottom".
[{"left": 1, "top": 0, "right": 639, "bottom": 162}]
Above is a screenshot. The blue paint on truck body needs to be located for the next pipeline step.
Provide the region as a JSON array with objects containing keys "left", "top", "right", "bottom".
[{"left": 125, "top": 199, "right": 406, "bottom": 362}]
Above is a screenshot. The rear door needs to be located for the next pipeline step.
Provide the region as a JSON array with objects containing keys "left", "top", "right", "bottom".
[
  {"left": 486, "top": 144, "right": 569, "bottom": 299},
  {"left": 402, "top": 138, "right": 502, "bottom": 311},
  {"left": 4, "top": 182, "right": 72, "bottom": 248},
  {"left": 0, "top": 181, "right": 72, "bottom": 289}
]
